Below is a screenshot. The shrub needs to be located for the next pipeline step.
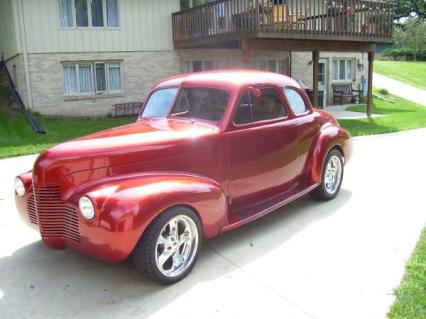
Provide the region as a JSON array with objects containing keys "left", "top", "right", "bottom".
[
  {"left": 378, "top": 88, "right": 389, "bottom": 96},
  {"left": 383, "top": 48, "right": 426, "bottom": 61}
]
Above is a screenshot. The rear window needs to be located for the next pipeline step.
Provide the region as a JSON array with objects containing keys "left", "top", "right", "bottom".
[{"left": 284, "top": 88, "right": 308, "bottom": 115}]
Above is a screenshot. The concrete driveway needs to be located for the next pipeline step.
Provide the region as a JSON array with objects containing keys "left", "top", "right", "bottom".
[{"left": 1, "top": 129, "right": 425, "bottom": 319}]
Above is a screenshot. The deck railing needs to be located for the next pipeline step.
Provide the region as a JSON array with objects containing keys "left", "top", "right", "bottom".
[{"left": 172, "top": 0, "right": 394, "bottom": 46}]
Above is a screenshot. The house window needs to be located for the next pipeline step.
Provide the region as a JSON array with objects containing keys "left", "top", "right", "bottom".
[
  {"left": 75, "top": 0, "right": 89, "bottom": 26},
  {"left": 63, "top": 61, "right": 122, "bottom": 95},
  {"left": 332, "top": 59, "right": 355, "bottom": 81},
  {"left": 318, "top": 63, "right": 326, "bottom": 86},
  {"left": 183, "top": 60, "right": 219, "bottom": 72},
  {"left": 250, "top": 59, "right": 289, "bottom": 75},
  {"left": 59, "top": 0, "right": 73, "bottom": 27},
  {"left": 59, "top": 0, "right": 119, "bottom": 28}
]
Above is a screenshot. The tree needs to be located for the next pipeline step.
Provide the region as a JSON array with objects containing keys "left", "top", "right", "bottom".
[
  {"left": 393, "top": 18, "right": 426, "bottom": 60},
  {"left": 392, "top": 0, "right": 426, "bottom": 20}
]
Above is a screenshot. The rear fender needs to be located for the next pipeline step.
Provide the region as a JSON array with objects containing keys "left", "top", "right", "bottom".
[{"left": 304, "top": 125, "right": 352, "bottom": 185}]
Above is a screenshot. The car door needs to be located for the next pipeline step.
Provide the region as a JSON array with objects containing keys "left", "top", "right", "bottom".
[
  {"left": 283, "top": 86, "right": 321, "bottom": 174},
  {"left": 225, "top": 86, "right": 302, "bottom": 209}
]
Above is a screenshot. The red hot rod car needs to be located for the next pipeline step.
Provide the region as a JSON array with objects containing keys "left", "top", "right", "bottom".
[{"left": 15, "top": 70, "right": 351, "bottom": 284}]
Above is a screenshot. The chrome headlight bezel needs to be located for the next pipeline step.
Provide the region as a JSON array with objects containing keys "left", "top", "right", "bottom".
[
  {"left": 14, "top": 177, "right": 25, "bottom": 197},
  {"left": 79, "top": 196, "right": 95, "bottom": 220}
]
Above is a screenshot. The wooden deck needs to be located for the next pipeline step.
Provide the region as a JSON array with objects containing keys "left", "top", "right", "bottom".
[{"left": 172, "top": 0, "right": 394, "bottom": 49}]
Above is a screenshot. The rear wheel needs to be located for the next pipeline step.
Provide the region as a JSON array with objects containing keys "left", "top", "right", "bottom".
[
  {"left": 310, "top": 149, "right": 344, "bottom": 201},
  {"left": 131, "top": 206, "right": 202, "bottom": 284}
]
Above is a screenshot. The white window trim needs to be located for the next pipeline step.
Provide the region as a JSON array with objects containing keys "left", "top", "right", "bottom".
[
  {"left": 59, "top": 0, "right": 120, "bottom": 29},
  {"left": 332, "top": 58, "right": 356, "bottom": 82},
  {"left": 63, "top": 60, "right": 124, "bottom": 97}
]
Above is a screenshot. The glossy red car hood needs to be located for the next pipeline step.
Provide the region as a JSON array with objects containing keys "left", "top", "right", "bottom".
[{"left": 33, "top": 118, "right": 218, "bottom": 185}]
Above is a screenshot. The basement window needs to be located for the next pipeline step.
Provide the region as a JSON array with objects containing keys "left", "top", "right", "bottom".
[
  {"left": 63, "top": 61, "right": 123, "bottom": 96},
  {"left": 332, "top": 59, "right": 355, "bottom": 82},
  {"left": 250, "top": 59, "right": 290, "bottom": 75},
  {"left": 183, "top": 60, "right": 219, "bottom": 73}
]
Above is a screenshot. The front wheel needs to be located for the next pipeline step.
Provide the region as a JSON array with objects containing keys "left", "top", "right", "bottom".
[
  {"left": 310, "top": 149, "right": 344, "bottom": 201},
  {"left": 131, "top": 206, "right": 202, "bottom": 284}
]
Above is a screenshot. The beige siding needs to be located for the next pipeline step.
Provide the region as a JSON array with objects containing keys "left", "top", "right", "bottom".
[
  {"left": 0, "top": 0, "right": 21, "bottom": 59},
  {"left": 21, "top": 0, "right": 179, "bottom": 54}
]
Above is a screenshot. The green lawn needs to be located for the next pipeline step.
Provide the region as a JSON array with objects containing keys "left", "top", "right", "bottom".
[
  {"left": 374, "top": 61, "right": 426, "bottom": 90},
  {"left": 388, "top": 228, "right": 426, "bottom": 319},
  {"left": 338, "top": 94, "right": 426, "bottom": 136},
  {"left": 0, "top": 106, "right": 134, "bottom": 159}
]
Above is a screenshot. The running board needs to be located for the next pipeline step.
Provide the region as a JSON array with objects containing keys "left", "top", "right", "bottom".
[{"left": 222, "top": 183, "right": 319, "bottom": 232}]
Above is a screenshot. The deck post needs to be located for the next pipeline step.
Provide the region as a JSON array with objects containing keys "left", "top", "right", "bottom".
[
  {"left": 367, "top": 52, "right": 374, "bottom": 117},
  {"left": 312, "top": 50, "right": 319, "bottom": 107}
]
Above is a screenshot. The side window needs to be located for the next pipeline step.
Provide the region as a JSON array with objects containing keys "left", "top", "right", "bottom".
[
  {"left": 172, "top": 90, "right": 191, "bottom": 115},
  {"left": 234, "top": 88, "right": 286, "bottom": 125},
  {"left": 284, "top": 88, "right": 308, "bottom": 115}
]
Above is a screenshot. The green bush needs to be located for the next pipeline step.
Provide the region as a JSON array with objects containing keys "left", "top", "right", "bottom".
[
  {"left": 383, "top": 48, "right": 426, "bottom": 61},
  {"left": 378, "top": 88, "right": 389, "bottom": 96}
]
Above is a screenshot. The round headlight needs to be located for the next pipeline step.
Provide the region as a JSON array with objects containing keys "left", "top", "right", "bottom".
[
  {"left": 79, "top": 196, "right": 95, "bottom": 220},
  {"left": 14, "top": 177, "right": 25, "bottom": 197}
]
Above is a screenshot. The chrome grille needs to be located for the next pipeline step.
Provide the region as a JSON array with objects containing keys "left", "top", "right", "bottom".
[
  {"left": 34, "top": 186, "right": 81, "bottom": 242},
  {"left": 27, "top": 193, "right": 38, "bottom": 225}
]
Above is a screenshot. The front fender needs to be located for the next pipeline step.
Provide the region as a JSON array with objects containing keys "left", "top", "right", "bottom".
[
  {"left": 304, "top": 124, "right": 352, "bottom": 185},
  {"left": 69, "top": 172, "right": 227, "bottom": 262}
]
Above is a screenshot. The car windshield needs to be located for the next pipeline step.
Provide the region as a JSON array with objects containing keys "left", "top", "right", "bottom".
[{"left": 141, "top": 88, "right": 229, "bottom": 122}]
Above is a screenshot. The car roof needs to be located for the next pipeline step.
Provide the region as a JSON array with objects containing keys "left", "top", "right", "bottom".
[{"left": 152, "top": 70, "right": 302, "bottom": 91}]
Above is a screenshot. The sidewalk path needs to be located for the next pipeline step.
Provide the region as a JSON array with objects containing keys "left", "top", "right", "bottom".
[
  {"left": 326, "top": 104, "right": 384, "bottom": 119},
  {"left": 374, "top": 73, "right": 426, "bottom": 106}
]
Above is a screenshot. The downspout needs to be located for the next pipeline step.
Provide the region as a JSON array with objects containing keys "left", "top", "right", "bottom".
[
  {"left": 17, "top": 0, "right": 32, "bottom": 109},
  {"left": 288, "top": 51, "right": 292, "bottom": 77}
]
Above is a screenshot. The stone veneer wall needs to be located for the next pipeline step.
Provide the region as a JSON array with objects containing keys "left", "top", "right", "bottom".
[
  {"left": 10, "top": 49, "right": 369, "bottom": 116},
  {"left": 27, "top": 51, "right": 180, "bottom": 117},
  {"left": 178, "top": 49, "right": 290, "bottom": 71}
]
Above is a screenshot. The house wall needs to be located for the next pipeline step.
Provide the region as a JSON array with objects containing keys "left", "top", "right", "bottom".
[
  {"left": 20, "top": 0, "right": 179, "bottom": 53},
  {"left": 4, "top": 55, "right": 28, "bottom": 106},
  {"left": 28, "top": 51, "right": 180, "bottom": 116},
  {"left": 3, "top": 0, "right": 370, "bottom": 116},
  {"left": 0, "top": 0, "right": 21, "bottom": 59},
  {"left": 291, "top": 51, "right": 369, "bottom": 105}
]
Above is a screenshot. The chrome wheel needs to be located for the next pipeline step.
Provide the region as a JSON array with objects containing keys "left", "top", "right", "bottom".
[
  {"left": 324, "top": 155, "right": 343, "bottom": 195},
  {"left": 155, "top": 215, "right": 199, "bottom": 278}
]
